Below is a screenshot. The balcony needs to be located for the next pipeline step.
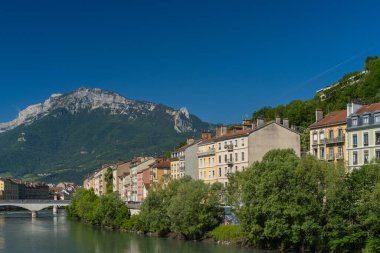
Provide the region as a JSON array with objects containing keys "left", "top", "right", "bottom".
[
  {"left": 225, "top": 144, "right": 234, "bottom": 151},
  {"left": 325, "top": 135, "right": 345, "bottom": 144},
  {"left": 179, "top": 154, "right": 185, "bottom": 160},
  {"left": 179, "top": 165, "right": 185, "bottom": 172},
  {"left": 197, "top": 148, "right": 216, "bottom": 157},
  {"left": 226, "top": 159, "right": 234, "bottom": 166}
]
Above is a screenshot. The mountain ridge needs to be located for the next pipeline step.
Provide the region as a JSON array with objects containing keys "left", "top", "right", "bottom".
[{"left": 0, "top": 87, "right": 212, "bottom": 183}]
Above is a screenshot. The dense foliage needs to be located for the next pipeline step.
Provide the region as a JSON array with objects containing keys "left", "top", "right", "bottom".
[
  {"left": 67, "top": 189, "right": 137, "bottom": 230},
  {"left": 252, "top": 56, "right": 380, "bottom": 128},
  {"left": 0, "top": 108, "right": 211, "bottom": 183},
  {"left": 138, "top": 176, "right": 224, "bottom": 239},
  {"left": 211, "top": 225, "right": 245, "bottom": 243},
  {"left": 228, "top": 149, "right": 380, "bottom": 252}
]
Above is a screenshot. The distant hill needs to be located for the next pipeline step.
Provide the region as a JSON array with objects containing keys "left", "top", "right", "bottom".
[
  {"left": 252, "top": 56, "right": 380, "bottom": 127},
  {"left": 0, "top": 88, "right": 212, "bottom": 183},
  {"left": 251, "top": 56, "right": 380, "bottom": 151}
]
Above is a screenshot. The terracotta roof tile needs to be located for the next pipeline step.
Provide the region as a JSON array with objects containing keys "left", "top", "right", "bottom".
[
  {"left": 355, "top": 103, "right": 380, "bottom": 115},
  {"left": 309, "top": 110, "right": 347, "bottom": 128}
]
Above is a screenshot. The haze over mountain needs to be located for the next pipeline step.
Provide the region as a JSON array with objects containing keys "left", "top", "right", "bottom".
[{"left": 0, "top": 88, "right": 211, "bottom": 183}]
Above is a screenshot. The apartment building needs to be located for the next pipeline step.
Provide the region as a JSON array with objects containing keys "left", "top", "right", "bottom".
[
  {"left": 112, "top": 161, "right": 131, "bottom": 199},
  {"left": 0, "top": 178, "right": 19, "bottom": 200},
  {"left": 346, "top": 102, "right": 380, "bottom": 171},
  {"left": 199, "top": 120, "right": 300, "bottom": 186},
  {"left": 171, "top": 138, "right": 201, "bottom": 180},
  {"left": 94, "top": 164, "right": 112, "bottom": 196},
  {"left": 198, "top": 132, "right": 217, "bottom": 184},
  {"left": 309, "top": 109, "right": 347, "bottom": 167}
]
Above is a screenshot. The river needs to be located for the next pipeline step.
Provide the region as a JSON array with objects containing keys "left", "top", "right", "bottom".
[{"left": 0, "top": 210, "right": 275, "bottom": 253}]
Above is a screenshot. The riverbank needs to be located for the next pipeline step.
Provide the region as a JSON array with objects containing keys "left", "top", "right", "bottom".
[{"left": 68, "top": 150, "right": 380, "bottom": 252}]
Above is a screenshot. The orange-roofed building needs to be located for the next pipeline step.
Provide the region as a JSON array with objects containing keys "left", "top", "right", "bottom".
[{"left": 309, "top": 109, "right": 347, "bottom": 171}]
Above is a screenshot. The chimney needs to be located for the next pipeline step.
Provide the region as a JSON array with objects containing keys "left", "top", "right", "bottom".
[
  {"left": 283, "top": 118, "right": 289, "bottom": 128},
  {"left": 216, "top": 125, "right": 227, "bottom": 137},
  {"left": 315, "top": 109, "right": 323, "bottom": 122},
  {"left": 201, "top": 131, "right": 212, "bottom": 140},
  {"left": 256, "top": 118, "right": 264, "bottom": 127},
  {"left": 347, "top": 101, "right": 362, "bottom": 117},
  {"left": 187, "top": 137, "right": 195, "bottom": 145},
  {"left": 275, "top": 117, "right": 281, "bottom": 125}
]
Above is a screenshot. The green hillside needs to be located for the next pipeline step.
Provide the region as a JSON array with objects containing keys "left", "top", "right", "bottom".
[
  {"left": 0, "top": 107, "right": 211, "bottom": 183},
  {"left": 252, "top": 56, "right": 380, "bottom": 152}
]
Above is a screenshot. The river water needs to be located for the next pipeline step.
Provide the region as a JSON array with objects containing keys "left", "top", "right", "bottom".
[{"left": 0, "top": 210, "right": 274, "bottom": 253}]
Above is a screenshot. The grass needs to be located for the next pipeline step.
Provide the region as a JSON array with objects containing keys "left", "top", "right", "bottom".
[{"left": 211, "top": 224, "right": 245, "bottom": 243}]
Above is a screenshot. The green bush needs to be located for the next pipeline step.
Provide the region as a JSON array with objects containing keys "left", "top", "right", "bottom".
[{"left": 211, "top": 225, "right": 245, "bottom": 243}]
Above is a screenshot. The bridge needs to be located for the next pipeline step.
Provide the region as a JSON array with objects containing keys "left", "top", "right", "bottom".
[{"left": 0, "top": 200, "right": 70, "bottom": 217}]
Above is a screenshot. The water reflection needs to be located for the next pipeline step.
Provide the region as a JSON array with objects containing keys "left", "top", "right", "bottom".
[{"left": 0, "top": 211, "right": 274, "bottom": 253}]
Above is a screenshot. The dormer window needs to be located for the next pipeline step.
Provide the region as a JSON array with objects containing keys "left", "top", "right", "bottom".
[
  {"left": 375, "top": 114, "right": 380, "bottom": 123},
  {"left": 352, "top": 118, "right": 358, "bottom": 126},
  {"left": 363, "top": 116, "right": 369, "bottom": 124}
]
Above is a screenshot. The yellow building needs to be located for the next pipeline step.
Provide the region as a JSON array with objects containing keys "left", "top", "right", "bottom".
[
  {"left": 170, "top": 159, "right": 180, "bottom": 180},
  {"left": 309, "top": 109, "right": 347, "bottom": 171},
  {"left": 0, "top": 178, "right": 19, "bottom": 200},
  {"left": 197, "top": 132, "right": 217, "bottom": 184}
]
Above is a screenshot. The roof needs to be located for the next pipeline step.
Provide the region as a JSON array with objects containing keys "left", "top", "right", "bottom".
[
  {"left": 309, "top": 110, "right": 347, "bottom": 129},
  {"left": 355, "top": 103, "right": 380, "bottom": 115},
  {"left": 175, "top": 139, "right": 202, "bottom": 152},
  {"left": 213, "top": 129, "right": 252, "bottom": 141}
]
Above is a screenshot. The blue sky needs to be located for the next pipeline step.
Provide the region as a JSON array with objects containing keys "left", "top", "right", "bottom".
[{"left": 0, "top": 0, "right": 379, "bottom": 124}]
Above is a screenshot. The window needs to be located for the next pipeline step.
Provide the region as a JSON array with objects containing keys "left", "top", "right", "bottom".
[
  {"left": 313, "top": 148, "right": 318, "bottom": 156},
  {"left": 219, "top": 155, "right": 221, "bottom": 164},
  {"left": 329, "top": 130, "right": 334, "bottom": 140},
  {"left": 363, "top": 116, "right": 369, "bottom": 124},
  {"left": 376, "top": 150, "right": 380, "bottom": 159},
  {"left": 235, "top": 140, "right": 238, "bottom": 147},
  {"left": 224, "top": 154, "right": 227, "bottom": 162},
  {"left": 235, "top": 153, "right": 238, "bottom": 162},
  {"left": 364, "top": 132, "right": 369, "bottom": 146},
  {"left": 211, "top": 158, "right": 214, "bottom": 166},
  {"left": 320, "top": 147, "right": 325, "bottom": 158},
  {"left": 376, "top": 132, "right": 380, "bottom": 145},
  {"left": 353, "top": 134, "right": 358, "bottom": 148},
  {"left": 235, "top": 166, "right": 238, "bottom": 173},
  {"left": 352, "top": 118, "right": 358, "bottom": 126},
  {"left": 338, "top": 146, "right": 343, "bottom": 158},
  {"left": 320, "top": 131, "right": 325, "bottom": 141},
  {"left": 338, "top": 128, "right": 343, "bottom": 137},
  {"left": 241, "top": 139, "right": 244, "bottom": 146},
  {"left": 218, "top": 168, "right": 221, "bottom": 177},
  {"left": 208, "top": 157, "right": 210, "bottom": 165},
  {"left": 242, "top": 152, "right": 245, "bottom": 161},
  {"left": 364, "top": 150, "right": 369, "bottom": 164},
  {"left": 353, "top": 151, "right": 358, "bottom": 165},
  {"left": 375, "top": 114, "right": 380, "bottom": 123},
  {"left": 329, "top": 148, "right": 334, "bottom": 160},
  {"left": 218, "top": 143, "right": 221, "bottom": 150},
  {"left": 212, "top": 170, "right": 215, "bottom": 177},
  {"left": 313, "top": 132, "right": 318, "bottom": 143}
]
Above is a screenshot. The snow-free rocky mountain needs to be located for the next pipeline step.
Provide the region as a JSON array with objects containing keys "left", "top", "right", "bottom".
[{"left": 0, "top": 88, "right": 211, "bottom": 183}]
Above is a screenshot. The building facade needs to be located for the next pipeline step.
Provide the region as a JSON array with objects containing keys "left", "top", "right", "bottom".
[
  {"left": 0, "top": 178, "right": 19, "bottom": 200},
  {"left": 346, "top": 102, "right": 380, "bottom": 171},
  {"left": 170, "top": 138, "right": 201, "bottom": 180},
  {"left": 309, "top": 109, "right": 347, "bottom": 167},
  {"left": 198, "top": 136, "right": 217, "bottom": 184}
]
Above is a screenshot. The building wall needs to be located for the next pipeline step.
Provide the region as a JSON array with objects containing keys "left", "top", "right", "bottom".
[
  {"left": 310, "top": 124, "right": 347, "bottom": 167},
  {"left": 248, "top": 123, "right": 301, "bottom": 163},
  {"left": 347, "top": 127, "right": 380, "bottom": 171},
  {"left": 170, "top": 160, "right": 180, "bottom": 179},
  {"left": 0, "top": 179, "right": 19, "bottom": 200},
  {"left": 198, "top": 141, "right": 217, "bottom": 184},
  {"left": 215, "top": 136, "right": 249, "bottom": 186},
  {"left": 184, "top": 143, "right": 199, "bottom": 179}
]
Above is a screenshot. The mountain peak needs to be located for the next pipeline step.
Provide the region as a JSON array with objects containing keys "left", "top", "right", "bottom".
[{"left": 0, "top": 87, "right": 200, "bottom": 134}]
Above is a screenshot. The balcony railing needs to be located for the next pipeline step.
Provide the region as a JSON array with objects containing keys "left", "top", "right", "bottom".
[
  {"left": 179, "top": 166, "right": 185, "bottom": 172},
  {"left": 225, "top": 144, "right": 234, "bottom": 151},
  {"left": 197, "top": 148, "right": 216, "bottom": 157},
  {"left": 226, "top": 159, "right": 234, "bottom": 166},
  {"left": 325, "top": 135, "right": 345, "bottom": 144}
]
